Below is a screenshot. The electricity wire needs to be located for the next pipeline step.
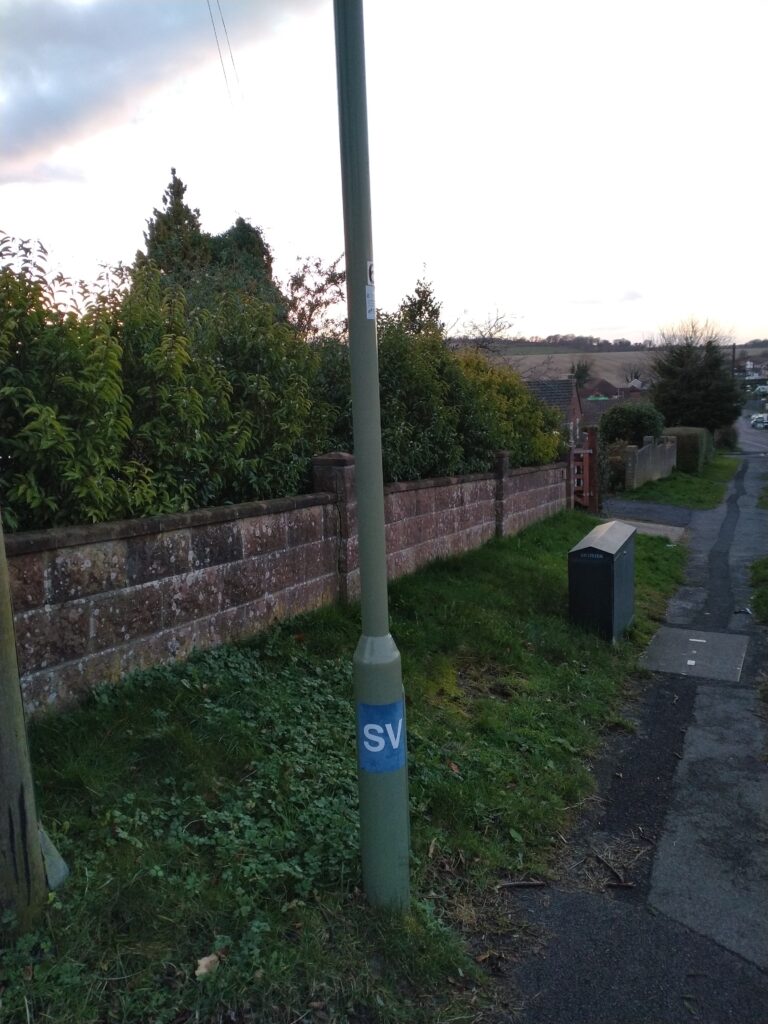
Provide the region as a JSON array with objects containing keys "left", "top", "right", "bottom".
[
  {"left": 216, "top": 0, "right": 242, "bottom": 92},
  {"left": 205, "top": 0, "right": 231, "bottom": 100}
]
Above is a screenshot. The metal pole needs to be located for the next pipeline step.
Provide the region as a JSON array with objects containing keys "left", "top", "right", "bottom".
[{"left": 333, "top": 0, "right": 410, "bottom": 909}]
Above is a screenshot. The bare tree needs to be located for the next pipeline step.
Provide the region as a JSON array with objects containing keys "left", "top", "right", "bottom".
[
  {"left": 623, "top": 360, "right": 648, "bottom": 383},
  {"left": 460, "top": 310, "right": 518, "bottom": 354},
  {"left": 655, "top": 317, "right": 733, "bottom": 350}
]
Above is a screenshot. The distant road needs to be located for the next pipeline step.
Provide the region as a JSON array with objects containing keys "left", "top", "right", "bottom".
[{"left": 737, "top": 412, "right": 768, "bottom": 455}]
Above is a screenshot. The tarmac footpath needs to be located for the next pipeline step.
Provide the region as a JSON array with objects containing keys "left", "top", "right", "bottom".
[{"left": 494, "top": 447, "right": 768, "bottom": 1024}]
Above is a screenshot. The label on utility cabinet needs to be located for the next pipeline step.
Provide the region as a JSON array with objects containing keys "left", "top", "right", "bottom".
[{"left": 357, "top": 699, "right": 406, "bottom": 773}]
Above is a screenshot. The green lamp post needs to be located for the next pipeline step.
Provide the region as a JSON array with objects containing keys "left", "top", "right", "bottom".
[{"left": 333, "top": 0, "right": 410, "bottom": 909}]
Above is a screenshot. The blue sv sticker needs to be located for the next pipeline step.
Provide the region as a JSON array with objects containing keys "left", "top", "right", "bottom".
[{"left": 356, "top": 700, "right": 406, "bottom": 773}]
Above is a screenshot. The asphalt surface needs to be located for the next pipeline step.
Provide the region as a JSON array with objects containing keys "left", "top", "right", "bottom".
[{"left": 493, "top": 416, "right": 768, "bottom": 1024}]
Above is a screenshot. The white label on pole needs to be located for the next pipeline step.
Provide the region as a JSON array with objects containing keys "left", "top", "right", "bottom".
[{"left": 366, "top": 285, "right": 375, "bottom": 320}]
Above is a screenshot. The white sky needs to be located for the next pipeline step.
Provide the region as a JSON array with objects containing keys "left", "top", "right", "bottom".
[{"left": 2, "top": 0, "right": 768, "bottom": 342}]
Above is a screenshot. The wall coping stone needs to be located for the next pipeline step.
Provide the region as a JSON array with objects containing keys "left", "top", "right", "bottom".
[
  {"left": 384, "top": 472, "right": 495, "bottom": 494},
  {"left": 383, "top": 461, "right": 567, "bottom": 495},
  {"left": 5, "top": 492, "right": 336, "bottom": 557}
]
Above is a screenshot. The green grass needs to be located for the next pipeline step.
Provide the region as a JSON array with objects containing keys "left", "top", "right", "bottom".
[
  {"left": 621, "top": 453, "right": 740, "bottom": 508},
  {"left": 0, "top": 512, "right": 685, "bottom": 1024},
  {"left": 751, "top": 556, "right": 768, "bottom": 622}
]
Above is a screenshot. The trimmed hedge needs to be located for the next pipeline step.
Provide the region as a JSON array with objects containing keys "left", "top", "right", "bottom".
[{"left": 664, "top": 426, "right": 712, "bottom": 474}]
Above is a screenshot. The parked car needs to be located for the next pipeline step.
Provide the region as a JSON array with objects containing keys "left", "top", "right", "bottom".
[{"left": 751, "top": 414, "right": 768, "bottom": 429}]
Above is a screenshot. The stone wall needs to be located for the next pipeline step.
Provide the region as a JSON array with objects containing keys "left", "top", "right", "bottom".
[
  {"left": 7, "top": 455, "right": 568, "bottom": 712},
  {"left": 623, "top": 435, "right": 677, "bottom": 490}
]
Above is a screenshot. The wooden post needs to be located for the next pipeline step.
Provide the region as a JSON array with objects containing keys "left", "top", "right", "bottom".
[
  {"left": 0, "top": 518, "right": 47, "bottom": 935},
  {"left": 585, "top": 427, "right": 600, "bottom": 513}
]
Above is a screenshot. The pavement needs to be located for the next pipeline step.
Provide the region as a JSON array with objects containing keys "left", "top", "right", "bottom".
[{"left": 491, "top": 416, "right": 768, "bottom": 1023}]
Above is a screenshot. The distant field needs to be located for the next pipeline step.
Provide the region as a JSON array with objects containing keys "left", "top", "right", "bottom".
[
  {"left": 455, "top": 342, "right": 768, "bottom": 386},
  {"left": 487, "top": 347, "right": 653, "bottom": 386}
]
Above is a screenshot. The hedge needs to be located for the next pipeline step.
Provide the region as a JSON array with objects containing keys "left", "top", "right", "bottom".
[
  {"left": 664, "top": 426, "right": 713, "bottom": 474},
  {"left": 0, "top": 242, "right": 563, "bottom": 532}
]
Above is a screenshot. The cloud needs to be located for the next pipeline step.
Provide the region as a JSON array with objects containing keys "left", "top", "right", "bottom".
[
  {"left": 0, "top": 0, "right": 321, "bottom": 180},
  {"left": 621, "top": 289, "right": 643, "bottom": 302},
  {"left": 0, "top": 161, "right": 85, "bottom": 185}
]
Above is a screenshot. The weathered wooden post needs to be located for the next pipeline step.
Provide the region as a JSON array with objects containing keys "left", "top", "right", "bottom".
[{"left": 0, "top": 519, "right": 49, "bottom": 935}]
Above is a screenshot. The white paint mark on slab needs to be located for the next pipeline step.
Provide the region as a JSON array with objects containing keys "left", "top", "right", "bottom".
[{"left": 641, "top": 627, "right": 749, "bottom": 683}]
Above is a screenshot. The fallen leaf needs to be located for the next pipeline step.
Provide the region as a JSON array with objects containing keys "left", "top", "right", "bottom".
[
  {"left": 448, "top": 761, "right": 461, "bottom": 774},
  {"left": 195, "top": 953, "right": 220, "bottom": 978},
  {"left": 428, "top": 837, "right": 438, "bottom": 858}
]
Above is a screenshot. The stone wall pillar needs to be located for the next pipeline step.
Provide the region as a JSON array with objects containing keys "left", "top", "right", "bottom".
[
  {"left": 495, "top": 451, "right": 509, "bottom": 538},
  {"left": 311, "top": 452, "right": 359, "bottom": 601}
]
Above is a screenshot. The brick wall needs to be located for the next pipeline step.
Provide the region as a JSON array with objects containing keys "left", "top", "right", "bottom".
[{"left": 7, "top": 454, "right": 568, "bottom": 712}]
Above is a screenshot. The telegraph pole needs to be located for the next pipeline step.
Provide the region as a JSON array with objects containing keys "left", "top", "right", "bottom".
[{"left": 333, "top": 0, "right": 410, "bottom": 909}]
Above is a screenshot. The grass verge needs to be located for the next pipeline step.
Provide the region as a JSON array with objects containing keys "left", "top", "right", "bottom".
[
  {"left": 0, "top": 511, "right": 685, "bottom": 1024},
  {"left": 620, "top": 453, "right": 739, "bottom": 508},
  {"left": 750, "top": 557, "right": 768, "bottom": 622}
]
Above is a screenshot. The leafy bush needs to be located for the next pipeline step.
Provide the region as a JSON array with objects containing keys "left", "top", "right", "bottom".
[
  {"left": 453, "top": 353, "right": 562, "bottom": 469},
  {"left": 599, "top": 402, "right": 664, "bottom": 448},
  {"left": 0, "top": 236, "right": 563, "bottom": 532},
  {"left": 664, "top": 426, "right": 712, "bottom": 473},
  {"left": 0, "top": 238, "right": 132, "bottom": 530}
]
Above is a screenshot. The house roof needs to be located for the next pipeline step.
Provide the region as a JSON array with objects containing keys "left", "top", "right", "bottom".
[
  {"left": 580, "top": 377, "right": 619, "bottom": 398},
  {"left": 526, "top": 378, "right": 582, "bottom": 419},
  {"left": 580, "top": 392, "right": 646, "bottom": 428}
]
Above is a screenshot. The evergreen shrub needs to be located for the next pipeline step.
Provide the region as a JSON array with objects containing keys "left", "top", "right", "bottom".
[{"left": 598, "top": 402, "right": 664, "bottom": 448}]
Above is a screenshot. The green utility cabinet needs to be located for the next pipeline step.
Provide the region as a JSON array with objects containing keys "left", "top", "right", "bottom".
[{"left": 568, "top": 520, "right": 636, "bottom": 642}]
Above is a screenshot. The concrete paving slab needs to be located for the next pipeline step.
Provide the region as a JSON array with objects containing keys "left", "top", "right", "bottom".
[
  {"left": 610, "top": 518, "right": 686, "bottom": 542},
  {"left": 650, "top": 685, "right": 768, "bottom": 970},
  {"left": 641, "top": 627, "right": 748, "bottom": 682},
  {"left": 602, "top": 498, "right": 692, "bottom": 527}
]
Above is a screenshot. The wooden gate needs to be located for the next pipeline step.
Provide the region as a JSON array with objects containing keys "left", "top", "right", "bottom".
[{"left": 572, "top": 427, "right": 599, "bottom": 513}]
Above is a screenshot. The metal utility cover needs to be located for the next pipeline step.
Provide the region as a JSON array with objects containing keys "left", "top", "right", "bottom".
[{"left": 641, "top": 627, "right": 748, "bottom": 682}]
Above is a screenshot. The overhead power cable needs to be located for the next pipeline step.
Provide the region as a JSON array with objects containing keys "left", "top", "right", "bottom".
[
  {"left": 216, "top": 0, "right": 242, "bottom": 91},
  {"left": 205, "top": 0, "right": 231, "bottom": 100}
]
